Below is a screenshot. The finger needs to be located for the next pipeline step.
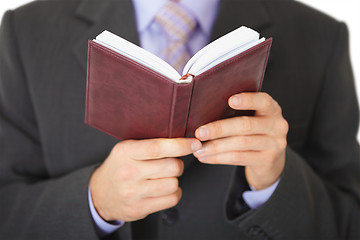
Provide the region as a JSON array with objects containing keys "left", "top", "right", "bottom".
[
  {"left": 196, "top": 151, "right": 265, "bottom": 167},
  {"left": 195, "top": 116, "right": 273, "bottom": 141},
  {"left": 193, "top": 135, "right": 275, "bottom": 158},
  {"left": 143, "top": 188, "right": 182, "bottom": 215},
  {"left": 125, "top": 138, "right": 202, "bottom": 160},
  {"left": 141, "top": 177, "right": 179, "bottom": 198},
  {"left": 228, "top": 92, "right": 280, "bottom": 116},
  {"left": 142, "top": 158, "right": 184, "bottom": 179}
]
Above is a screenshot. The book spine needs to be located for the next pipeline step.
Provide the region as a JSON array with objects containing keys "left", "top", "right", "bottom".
[{"left": 168, "top": 82, "right": 194, "bottom": 138}]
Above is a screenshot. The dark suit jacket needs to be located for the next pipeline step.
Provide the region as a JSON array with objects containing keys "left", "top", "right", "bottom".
[{"left": 0, "top": 0, "right": 359, "bottom": 239}]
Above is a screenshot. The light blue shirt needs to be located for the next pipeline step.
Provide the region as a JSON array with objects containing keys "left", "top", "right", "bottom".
[{"left": 89, "top": 0, "right": 280, "bottom": 237}]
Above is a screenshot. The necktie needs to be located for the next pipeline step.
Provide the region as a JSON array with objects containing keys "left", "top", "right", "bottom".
[{"left": 154, "top": 0, "right": 197, "bottom": 73}]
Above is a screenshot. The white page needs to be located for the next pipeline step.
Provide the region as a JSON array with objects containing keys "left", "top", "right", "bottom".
[
  {"left": 194, "top": 38, "right": 265, "bottom": 76},
  {"left": 183, "top": 26, "right": 260, "bottom": 76},
  {"left": 94, "top": 31, "right": 181, "bottom": 82}
]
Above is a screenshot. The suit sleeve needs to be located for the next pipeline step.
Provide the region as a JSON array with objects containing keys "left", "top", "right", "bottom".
[
  {"left": 225, "top": 22, "right": 360, "bottom": 240},
  {"left": 0, "top": 10, "right": 123, "bottom": 240}
]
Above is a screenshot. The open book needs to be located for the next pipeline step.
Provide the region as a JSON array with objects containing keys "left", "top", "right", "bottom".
[
  {"left": 94, "top": 26, "right": 265, "bottom": 83},
  {"left": 86, "top": 26, "right": 272, "bottom": 140}
]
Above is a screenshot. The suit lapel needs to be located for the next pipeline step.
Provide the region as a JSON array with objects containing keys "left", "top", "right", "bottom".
[
  {"left": 72, "top": 0, "right": 140, "bottom": 71},
  {"left": 211, "top": 0, "right": 275, "bottom": 87},
  {"left": 210, "top": 0, "right": 272, "bottom": 41}
]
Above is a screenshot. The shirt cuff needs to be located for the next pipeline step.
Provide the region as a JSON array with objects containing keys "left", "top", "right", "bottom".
[
  {"left": 88, "top": 187, "right": 124, "bottom": 237},
  {"left": 242, "top": 179, "right": 280, "bottom": 209}
]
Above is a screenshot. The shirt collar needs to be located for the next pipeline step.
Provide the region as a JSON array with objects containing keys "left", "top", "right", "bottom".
[{"left": 132, "top": 0, "right": 220, "bottom": 36}]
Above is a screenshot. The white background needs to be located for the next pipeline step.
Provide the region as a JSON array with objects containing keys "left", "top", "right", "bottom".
[{"left": 1, "top": 1, "right": 360, "bottom": 140}]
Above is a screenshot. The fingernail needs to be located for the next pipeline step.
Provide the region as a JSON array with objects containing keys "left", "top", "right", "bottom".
[
  {"left": 191, "top": 140, "right": 202, "bottom": 151},
  {"left": 197, "top": 156, "right": 208, "bottom": 163},
  {"left": 194, "top": 147, "right": 206, "bottom": 156},
  {"left": 197, "top": 126, "right": 209, "bottom": 140},
  {"left": 231, "top": 96, "right": 241, "bottom": 106}
]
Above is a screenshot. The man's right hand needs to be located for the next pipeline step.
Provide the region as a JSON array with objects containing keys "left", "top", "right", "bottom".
[{"left": 89, "top": 138, "right": 202, "bottom": 222}]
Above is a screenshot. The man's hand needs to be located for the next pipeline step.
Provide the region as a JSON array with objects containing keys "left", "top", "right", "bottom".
[
  {"left": 194, "top": 92, "right": 288, "bottom": 190},
  {"left": 89, "top": 138, "right": 202, "bottom": 222}
]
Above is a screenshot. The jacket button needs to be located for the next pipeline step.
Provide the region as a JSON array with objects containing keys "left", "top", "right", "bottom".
[{"left": 161, "top": 208, "right": 179, "bottom": 225}]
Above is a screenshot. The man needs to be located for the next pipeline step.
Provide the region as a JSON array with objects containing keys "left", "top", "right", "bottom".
[{"left": 0, "top": 0, "right": 359, "bottom": 239}]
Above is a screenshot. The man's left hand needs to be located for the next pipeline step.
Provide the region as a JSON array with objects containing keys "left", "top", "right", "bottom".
[{"left": 194, "top": 92, "right": 288, "bottom": 190}]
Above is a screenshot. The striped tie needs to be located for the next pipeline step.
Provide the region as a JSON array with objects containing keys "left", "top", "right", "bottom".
[{"left": 154, "top": 0, "right": 197, "bottom": 73}]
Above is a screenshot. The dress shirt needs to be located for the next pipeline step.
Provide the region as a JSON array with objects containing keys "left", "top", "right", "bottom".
[{"left": 88, "top": 0, "right": 280, "bottom": 236}]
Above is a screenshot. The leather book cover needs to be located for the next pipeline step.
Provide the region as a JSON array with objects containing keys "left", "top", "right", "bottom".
[{"left": 85, "top": 38, "right": 272, "bottom": 140}]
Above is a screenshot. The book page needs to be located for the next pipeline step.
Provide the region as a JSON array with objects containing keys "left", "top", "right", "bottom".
[
  {"left": 182, "top": 26, "right": 260, "bottom": 76},
  {"left": 195, "top": 38, "right": 265, "bottom": 76},
  {"left": 94, "top": 31, "right": 181, "bottom": 82}
]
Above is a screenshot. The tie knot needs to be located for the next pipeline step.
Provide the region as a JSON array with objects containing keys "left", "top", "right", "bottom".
[{"left": 154, "top": 1, "right": 197, "bottom": 42}]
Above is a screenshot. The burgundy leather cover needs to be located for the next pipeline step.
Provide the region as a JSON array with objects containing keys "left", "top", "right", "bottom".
[
  {"left": 86, "top": 38, "right": 272, "bottom": 140},
  {"left": 185, "top": 39, "right": 272, "bottom": 137}
]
